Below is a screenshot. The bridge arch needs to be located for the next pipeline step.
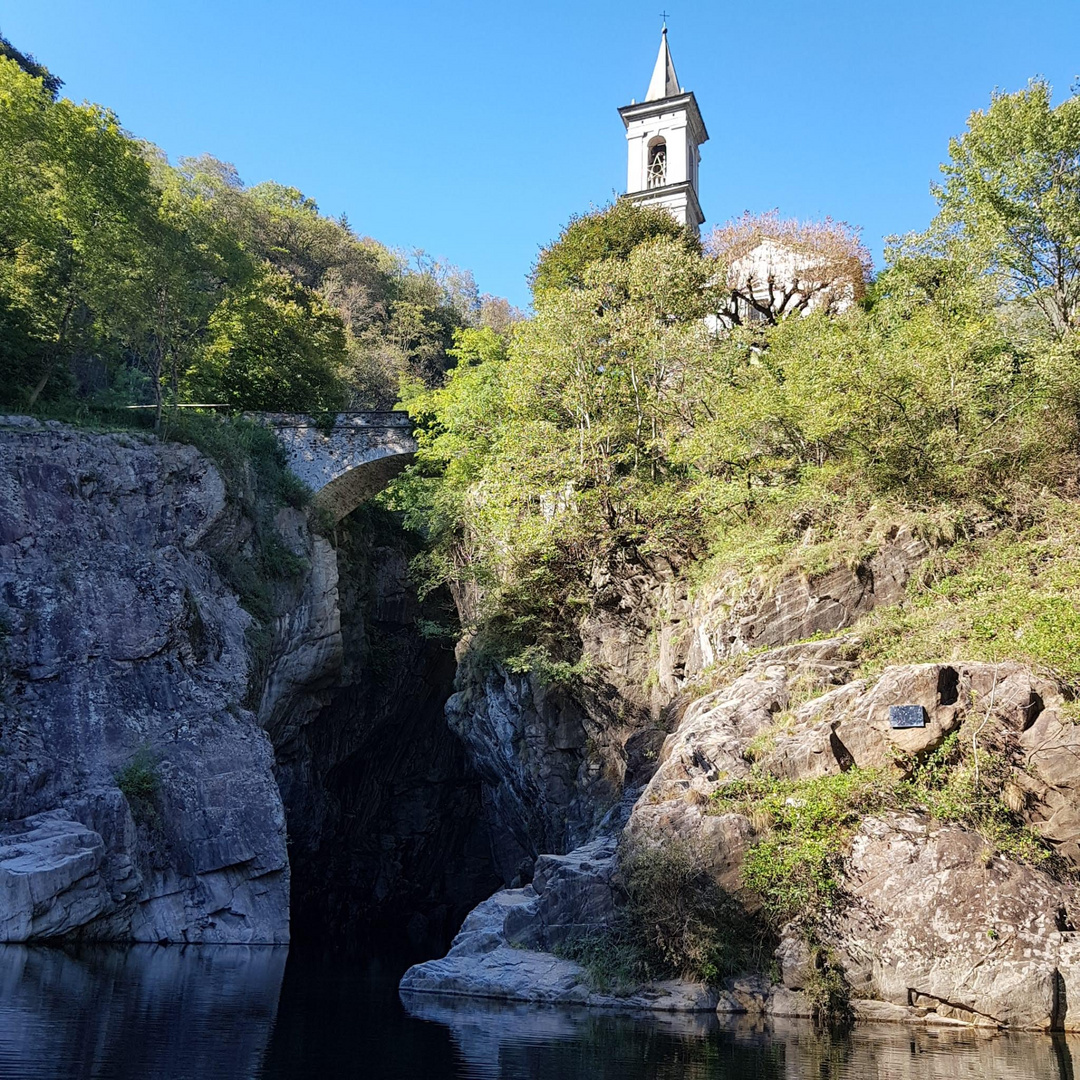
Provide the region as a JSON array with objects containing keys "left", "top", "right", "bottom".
[{"left": 260, "top": 412, "right": 416, "bottom": 522}]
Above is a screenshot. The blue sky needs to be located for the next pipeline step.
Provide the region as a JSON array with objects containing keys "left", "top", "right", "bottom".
[{"left": 4, "top": 1, "right": 1079, "bottom": 309}]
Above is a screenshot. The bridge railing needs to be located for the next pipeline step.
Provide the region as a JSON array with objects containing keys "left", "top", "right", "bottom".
[{"left": 248, "top": 410, "right": 413, "bottom": 430}]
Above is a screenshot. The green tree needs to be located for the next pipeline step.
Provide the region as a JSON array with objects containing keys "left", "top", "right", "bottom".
[
  {"left": 182, "top": 268, "right": 347, "bottom": 413},
  {"left": 530, "top": 199, "right": 699, "bottom": 296},
  {"left": 0, "top": 32, "right": 62, "bottom": 98},
  {"left": 0, "top": 57, "right": 163, "bottom": 405},
  {"left": 936, "top": 79, "right": 1080, "bottom": 337}
]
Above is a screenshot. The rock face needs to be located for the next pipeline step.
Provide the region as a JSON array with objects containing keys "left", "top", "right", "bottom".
[
  {"left": 826, "top": 813, "right": 1077, "bottom": 1030},
  {"left": 624, "top": 651, "right": 1080, "bottom": 1029},
  {"left": 448, "top": 531, "right": 930, "bottom": 890},
  {"left": 0, "top": 417, "right": 497, "bottom": 947},
  {"left": 0, "top": 417, "right": 289, "bottom": 942},
  {"left": 683, "top": 525, "right": 930, "bottom": 674},
  {"left": 445, "top": 670, "right": 636, "bottom": 884},
  {"left": 411, "top": 624, "right": 1080, "bottom": 1029},
  {"left": 400, "top": 836, "right": 716, "bottom": 1012}
]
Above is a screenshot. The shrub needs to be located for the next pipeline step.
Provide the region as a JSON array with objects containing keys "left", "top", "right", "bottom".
[
  {"left": 116, "top": 747, "right": 161, "bottom": 828},
  {"left": 558, "top": 836, "right": 772, "bottom": 991},
  {"left": 712, "top": 770, "right": 892, "bottom": 927}
]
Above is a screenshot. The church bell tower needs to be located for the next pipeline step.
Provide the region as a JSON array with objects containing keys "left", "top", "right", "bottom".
[{"left": 618, "top": 26, "right": 708, "bottom": 235}]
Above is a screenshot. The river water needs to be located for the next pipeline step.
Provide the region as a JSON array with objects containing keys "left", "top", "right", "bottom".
[{"left": 0, "top": 944, "right": 1074, "bottom": 1079}]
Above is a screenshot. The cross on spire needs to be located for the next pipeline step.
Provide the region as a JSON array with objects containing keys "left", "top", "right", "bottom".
[{"left": 659, "top": 10, "right": 669, "bottom": 28}]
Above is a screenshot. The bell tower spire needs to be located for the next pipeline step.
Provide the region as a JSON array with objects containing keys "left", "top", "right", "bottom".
[
  {"left": 618, "top": 25, "right": 708, "bottom": 235},
  {"left": 646, "top": 25, "right": 680, "bottom": 101}
]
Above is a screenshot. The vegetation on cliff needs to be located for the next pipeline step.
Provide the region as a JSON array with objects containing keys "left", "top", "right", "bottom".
[
  {"left": 0, "top": 48, "right": 498, "bottom": 422},
  {"left": 394, "top": 79, "right": 1080, "bottom": 691}
]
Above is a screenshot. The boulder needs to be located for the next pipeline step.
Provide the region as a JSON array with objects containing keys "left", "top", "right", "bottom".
[{"left": 826, "top": 813, "right": 1077, "bottom": 1030}]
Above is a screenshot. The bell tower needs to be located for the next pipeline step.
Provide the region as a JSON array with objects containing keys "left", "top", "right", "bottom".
[{"left": 618, "top": 26, "right": 708, "bottom": 235}]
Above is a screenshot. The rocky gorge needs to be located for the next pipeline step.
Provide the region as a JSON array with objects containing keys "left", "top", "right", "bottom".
[
  {"left": 0, "top": 416, "right": 494, "bottom": 948},
  {"left": 5, "top": 415, "right": 1080, "bottom": 1034}
]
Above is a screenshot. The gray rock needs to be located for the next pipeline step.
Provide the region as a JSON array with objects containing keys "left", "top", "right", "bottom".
[
  {"left": 0, "top": 811, "right": 111, "bottom": 939},
  {"left": 828, "top": 813, "right": 1078, "bottom": 1030},
  {"left": 503, "top": 837, "right": 619, "bottom": 950},
  {"left": 0, "top": 419, "right": 289, "bottom": 942},
  {"left": 401, "top": 836, "right": 717, "bottom": 1012},
  {"left": 446, "top": 668, "right": 625, "bottom": 882}
]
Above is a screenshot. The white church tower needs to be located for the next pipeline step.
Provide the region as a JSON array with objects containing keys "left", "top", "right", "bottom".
[{"left": 618, "top": 26, "right": 708, "bottom": 235}]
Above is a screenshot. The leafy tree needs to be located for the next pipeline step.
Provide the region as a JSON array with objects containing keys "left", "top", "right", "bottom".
[
  {"left": 530, "top": 199, "right": 699, "bottom": 296},
  {"left": 936, "top": 79, "right": 1080, "bottom": 337},
  {"left": 0, "top": 57, "right": 164, "bottom": 405},
  {"left": 182, "top": 268, "right": 347, "bottom": 413},
  {"left": 478, "top": 294, "right": 525, "bottom": 335},
  {"left": 0, "top": 32, "right": 62, "bottom": 98}
]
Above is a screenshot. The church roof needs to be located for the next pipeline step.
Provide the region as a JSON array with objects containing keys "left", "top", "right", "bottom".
[{"left": 645, "top": 27, "right": 680, "bottom": 101}]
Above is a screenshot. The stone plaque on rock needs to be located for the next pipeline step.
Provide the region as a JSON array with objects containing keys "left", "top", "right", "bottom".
[{"left": 889, "top": 704, "right": 927, "bottom": 729}]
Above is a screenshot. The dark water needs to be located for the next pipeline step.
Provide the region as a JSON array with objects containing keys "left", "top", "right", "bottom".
[{"left": 0, "top": 944, "right": 1076, "bottom": 1079}]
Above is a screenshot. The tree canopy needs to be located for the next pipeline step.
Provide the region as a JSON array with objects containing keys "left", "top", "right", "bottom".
[
  {"left": 529, "top": 199, "right": 699, "bottom": 297},
  {"left": 935, "top": 78, "right": 1080, "bottom": 337},
  {"left": 393, "top": 81, "right": 1080, "bottom": 679},
  {"left": 0, "top": 51, "right": 494, "bottom": 420}
]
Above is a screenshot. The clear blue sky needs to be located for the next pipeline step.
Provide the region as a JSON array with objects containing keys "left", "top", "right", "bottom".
[{"left": 4, "top": 1, "right": 1079, "bottom": 309}]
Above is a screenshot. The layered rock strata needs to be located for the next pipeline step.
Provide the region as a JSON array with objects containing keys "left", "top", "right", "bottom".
[{"left": 447, "top": 530, "right": 930, "bottom": 889}]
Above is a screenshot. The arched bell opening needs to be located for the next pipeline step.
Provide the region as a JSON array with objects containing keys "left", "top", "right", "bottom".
[{"left": 646, "top": 137, "right": 667, "bottom": 188}]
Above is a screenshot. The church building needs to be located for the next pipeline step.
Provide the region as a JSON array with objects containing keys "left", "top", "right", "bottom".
[{"left": 618, "top": 26, "right": 708, "bottom": 237}]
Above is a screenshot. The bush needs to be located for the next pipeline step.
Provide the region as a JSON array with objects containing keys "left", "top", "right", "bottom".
[
  {"left": 712, "top": 732, "right": 1061, "bottom": 934},
  {"left": 116, "top": 747, "right": 161, "bottom": 827},
  {"left": 713, "top": 770, "right": 892, "bottom": 928},
  {"left": 559, "top": 837, "right": 772, "bottom": 991}
]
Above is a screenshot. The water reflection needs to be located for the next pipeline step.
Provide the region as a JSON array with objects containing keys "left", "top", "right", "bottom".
[
  {"left": 402, "top": 992, "right": 1080, "bottom": 1080},
  {"left": 0, "top": 944, "right": 286, "bottom": 1080},
  {"left": 402, "top": 993, "right": 780, "bottom": 1079},
  {"left": 0, "top": 943, "right": 1078, "bottom": 1079}
]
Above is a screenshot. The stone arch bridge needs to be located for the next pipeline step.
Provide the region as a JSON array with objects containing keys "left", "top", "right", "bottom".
[{"left": 260, "top": 411, "right": 416, "bottom": 522}]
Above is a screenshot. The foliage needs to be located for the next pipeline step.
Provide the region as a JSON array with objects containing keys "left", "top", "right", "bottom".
[
  {"left": 116, "top": 747, "right": 161, "bottom": 828},
  {"left": 557, "top": 837, "right": 770, "bottom": 991},
  {"left": 393, "top": 194, "right": 1080, "bottom": 680},
  {"left": 181, "top": 267, "right": 347, "bottom": 413},
  {"left": 712, "top": 732, "right": 1061, "bottom": 931},
  {"left": 0, "top": 50, "right": 494, "bottom": 420},
  {"left": 857, "top": 497, "right": 1080, "bottom": 684},
  {"left": 529, "top": 199, "right": 699, "bottom": 296},
  {"left": 712, "top": 770, "right": 893, "bottom": 927},
  {"left": 935, "top": 78, "right": 1080, "bottom": 337},
  {"left": 0, "top": 32, "right": 62, "bottom": 97},
  {"left": 0, "top": 56, "right": 167, "bottom": 408},
  {"left": 707, "top": 210, "right": 871, "bottom": 327}
]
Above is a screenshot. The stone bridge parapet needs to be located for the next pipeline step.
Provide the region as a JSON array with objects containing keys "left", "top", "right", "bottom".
[{"left": 258, "top": 411, "right": 416, "bottom": 522}]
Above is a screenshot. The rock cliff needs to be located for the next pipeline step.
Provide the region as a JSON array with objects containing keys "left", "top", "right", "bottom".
[
  {"left": 445, "top": 528, "right": 929, "bottom": 887},
  {"left": 0, "top": 417, "right": 288, "bottom": 942},
  {"left": 404, "top": 530, "right": 1080, "bottom": 1032},
  {"left": 268, "top": 512, "right": 498, "bottom": 948},
  {"left": 0, "top": 417, "right": 494, "bottom": 947}
]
